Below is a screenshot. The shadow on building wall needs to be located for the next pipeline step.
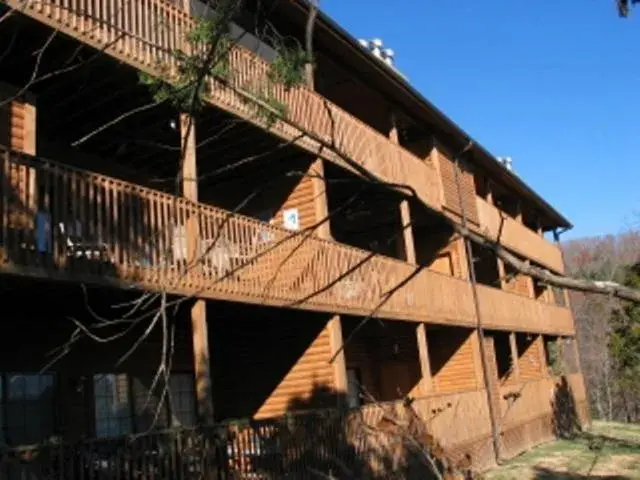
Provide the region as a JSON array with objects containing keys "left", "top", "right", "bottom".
[{"left": 551, "top": 376, "right": 581, "bottom": 439}]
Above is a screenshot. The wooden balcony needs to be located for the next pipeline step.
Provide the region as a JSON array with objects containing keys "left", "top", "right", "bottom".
[
  {"left": 476, "top": 197, "right": 565, "bottom": 273},
  {"left": 0, "top": 148, "right": 573, "bottom": 335},
  {"left": 477, "top": 285, "right": 575, "bottom": 335},
  {"left": 7, "top": 0, "right": 442, "bottom": 212}
]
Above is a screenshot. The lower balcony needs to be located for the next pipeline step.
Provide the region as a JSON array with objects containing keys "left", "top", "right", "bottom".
[{"left": 0, "top": 147, "right": 573, "bottom": 335}]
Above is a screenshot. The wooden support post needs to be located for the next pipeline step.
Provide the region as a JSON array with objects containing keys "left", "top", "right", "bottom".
[
  {"left": 514, "top": 200, "right": 523, "bottom": 223},
  {"left": 416, "top": 323, "right": 433, "bottom": 393},
  {"left": 497, "top": 257, "right": 507, "bottom": 290},
  {"left": 571, "top": 336, "right": 583, "bottom": 374},
  {"left": 399, "top": 199, "right": 416, "bottom": 264},
  {"left": 310, "top": 159, "right": 332, "bottom": 239},
  {"left": 311, "top": 158, "right": 348, "bottom": 403},
  {"left": 509, "top": 332, "right": 521, "bottom": 381},
  {"left": 388, "top": 112, "right": 399, "bottom": 144},
  {"left": 471, "top": 330, "right": 486, "bottom": 388},
  {"left": 486, "top": 180, "right": 494, "bottom": 205},
  {"left": 539, "top": 335, "right": 550, "bottom": 377},
  {"left": 387, "top": 113, "right": 417, "bottom": 263},
  {"left": 328, "top": 315, "right": 348, "bottom": 402},
  {"left": 181, "top": 113, "right": 214, "bottom": 424}
]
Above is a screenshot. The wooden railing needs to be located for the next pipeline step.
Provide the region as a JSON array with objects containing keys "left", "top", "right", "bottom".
[
  {"left": 0, "top": 379, "right": 588, "bottom": 477},
  {"left": 9, "top": 0, "right": 442, "bottom": 211},
  {"left": 497, "top": 375, "right": 590, "bottom": 458},
  {"left": 476, "top": 197, "right": 565, "bottom": 273},
  {"left": 0, "top": 390, "right": 496, "bottom": 478},
  {"left": 0, "top": 147, "right": 472, "bottom": 326},
  {"left": 0, "top": 148, "right": 575, "bottom": 335},
  {"left": 477, "top": 285, "right": 575, "bottom": 335}
]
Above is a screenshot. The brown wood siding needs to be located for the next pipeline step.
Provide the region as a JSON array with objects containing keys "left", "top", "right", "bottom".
[
  {"left": 503, "top": 274, "right": 532, "bottom": 297},
  {"left": 254, "top": 323, "right": 334, "bottom": 419},
  {"left": 210, "top": 306, "right": 336, "bottom": 421},
  {"left": 271, "top": 169, "right": 317, "bottom": 231},
  {"left": 482, "top": 336, "right": 503, "bottom": 417},
  {"left": 428, "top": 327, "right": 479, "bottom": 393},
  {"left": 437, "top": 151, "right": 479, "bottom": 224},
  {"left": 343, "top": 319, "right": 422, "bottom": 402},
  {"left": 0, "top": 82, "right": 35, "bottom": 155},
  {"left": 518, "top": 335, "right": 544, "bottom": 380}
]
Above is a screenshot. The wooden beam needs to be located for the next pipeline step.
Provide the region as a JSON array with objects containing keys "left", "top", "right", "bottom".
[
  {"left": 416, "top": 323, "right": 433, "bottom": 393},
  {"left": 509, "top": 332, "right": 521, "bottom": 381},
  {"left": 181, "top": 113, "right": 214, "bottom": 424}
]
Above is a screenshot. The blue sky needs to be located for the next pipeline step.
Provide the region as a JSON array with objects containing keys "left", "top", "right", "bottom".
[{"left": 321, "top": 0, "right": 640, "bottom": 240}]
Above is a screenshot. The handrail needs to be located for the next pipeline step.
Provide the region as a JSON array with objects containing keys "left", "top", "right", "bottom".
[
  {"left": 0, "top": 148, "right": 572, "bottom": 334},
  {"left": 10, "top": 0, "right": 442, "bottom": 211},
  {"left": 476, "top": 197, "right": 565, "bottom": 273},
  {"left": 0, "top": 147, "right": 471, "bottom": 325}
]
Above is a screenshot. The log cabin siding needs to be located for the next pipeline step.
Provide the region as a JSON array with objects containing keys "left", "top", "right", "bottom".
[
  {"left": 517, "top": 334, "right": 544, "bottom": 381},
  {"left": 436, "top": 151, "right": 479, "bottom": 224},
  {"left": 254, "top": 323, "right": 335, "bottom": 419},
  {"left": 342, "top": 318, "right": 422, "bottom": 402},
  {"left": 503, "top": 273, "right": 532, "bottom": 297},
  {"left": 271, "top": 168, "right": 318, "bottom": 232},
  {"left": 209, "top": 305, "right": 336, "bottom": 421},
  {"left": 428, "top": 327, "right": 479, "bottom": 393},
  {"left": 0, "top": 83, "right": 35, "bottom": 155}
]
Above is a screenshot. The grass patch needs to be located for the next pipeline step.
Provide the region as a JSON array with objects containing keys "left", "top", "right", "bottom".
[{"left": 482, "top": 421, "right": 640, "bottom": 479}]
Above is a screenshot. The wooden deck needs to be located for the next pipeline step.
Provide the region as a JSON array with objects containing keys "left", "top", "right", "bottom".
[{"left": 0, "top": 147, "right": 574, "bottom": 334}]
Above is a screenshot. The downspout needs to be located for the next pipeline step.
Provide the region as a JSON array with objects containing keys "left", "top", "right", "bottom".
[{"left": 451, "top": 142, "right": 503, "bottom": 464}]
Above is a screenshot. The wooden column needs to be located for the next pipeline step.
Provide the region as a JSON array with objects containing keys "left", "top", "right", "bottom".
[
  {"left": 497, "top": 258, "right": 507, "bottom": 290},
  {"left": 181, "top": 113, "right": 214, "bottom": 424},
  {"left": 388, "top": 112, "right": 417, "bottom": 264},
  {"left": 328, "top": 315, "right": 348, "bottom": 398},
  {"left": 509, "top": 332, "right": 521, "bottom": 381},
  {"left": 399, "top": 199, "right": 416, "bottom": 264},
  {"left": 311, "top": 157, "right": 348, "bottom": 402},
  {"left": 416, "top": 323, "right": 433, "bottom": 393},
  {"left": 514, "top": 200, "right": 523, "bottom": 223},
  {"left": 539, "top": 335, "right": 550, "bottom": 377},
  {"left": 310, "top": 159, "right": 332, "bottom": 239}
]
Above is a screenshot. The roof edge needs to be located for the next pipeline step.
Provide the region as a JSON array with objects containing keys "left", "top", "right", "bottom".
[{"left": 287, "top": 0, "right": 572, "bottom": 230}]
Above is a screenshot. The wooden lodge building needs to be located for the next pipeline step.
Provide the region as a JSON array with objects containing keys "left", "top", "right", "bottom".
[{"left": 0, "top": 0, "right": 589, "bottom": 477}]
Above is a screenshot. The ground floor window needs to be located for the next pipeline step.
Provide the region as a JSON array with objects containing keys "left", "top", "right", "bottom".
[
  {"left": 93, "top": 372, "right": 196, "bottom": 438},
  {"left": 0, "top": 373, "right": 55, "bottom": 445}
]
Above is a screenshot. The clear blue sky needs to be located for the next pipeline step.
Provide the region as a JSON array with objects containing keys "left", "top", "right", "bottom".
[{"left": 321, "top": 0, "right": 640, "bottom": 240}]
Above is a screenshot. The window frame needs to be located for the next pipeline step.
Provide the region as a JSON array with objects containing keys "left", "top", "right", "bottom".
[
  {"left": 0, "top": 372, "right": 57, "bottom": 446},
  {"left": 91, "top": 371, "right": 197, "bottom": 438}
]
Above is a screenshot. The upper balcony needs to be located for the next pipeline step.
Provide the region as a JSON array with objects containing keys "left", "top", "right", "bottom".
[
  {"left": 6, "top": 0, "right": 443, "bottom": 213},
  {"left": 475, "top": 197, "right": 565, "bottom": 273},
  {"left": 0, "top": 147, "right": 574, "bottom": 335}
]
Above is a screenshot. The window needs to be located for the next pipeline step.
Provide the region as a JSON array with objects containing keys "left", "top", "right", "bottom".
[
  {"left": 93, "top": 374, "right": 132, "bottom": 438},
  {"left": 169, "top": 374, "right": 196, "bottom": 427},
  {"left": 0, "top": 373, "right": 55, "bottom": 445},
  {"left": 93, "top": 373, "right": 196, "bottom": 438}
]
